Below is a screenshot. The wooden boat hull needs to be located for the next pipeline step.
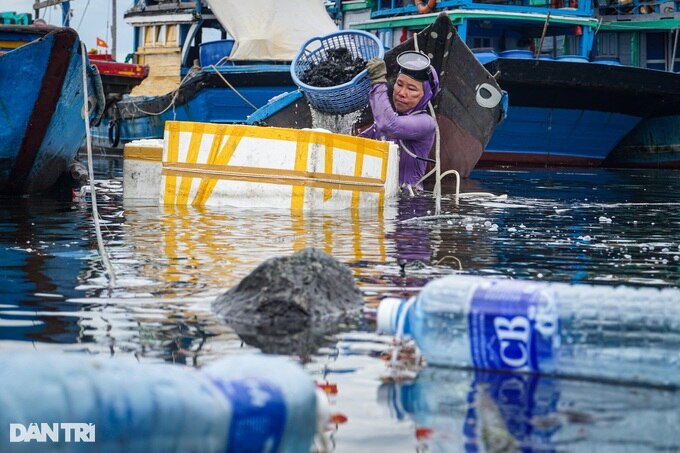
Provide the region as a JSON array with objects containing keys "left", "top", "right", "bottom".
[
  {"left": 247, "top": 13, "right": 507, "bottom": 178},
  {"left": 0, "top": 25, "right": 104, "bottom": 194},
  {"left": 479, "top": 57, "right": 680, "bottom": 167},
  {"left": 124, "top": 121, "right": 399, "bottom": 211}
]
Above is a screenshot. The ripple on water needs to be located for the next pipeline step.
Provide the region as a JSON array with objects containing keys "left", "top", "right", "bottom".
[{"left": 1, "top": 165, "right": 679, "bottom": 450}]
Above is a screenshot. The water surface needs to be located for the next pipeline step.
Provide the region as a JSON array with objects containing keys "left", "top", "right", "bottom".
[{"left": 1, "top": 160, "right": 679, "bottom": 451}]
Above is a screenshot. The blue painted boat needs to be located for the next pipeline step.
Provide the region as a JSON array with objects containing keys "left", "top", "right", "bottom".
[
  {"left": 98, "top": 64, "right": 296, "bottom": 145},
  {"left": 331, "top": 1, "right": 680, "bottom": 168},
  {"left": 92, "top": 0, "right": 337, "bottom": 149},
  {"left": 593, "top": 10, "right": 680, "bottom": 169},
  {"left": 606, "top": 115, "right": 680, "bottom": 168},
  {"left": 0, "top": 25, "right": 104, "bottom": 194},
  {"left": 478, "top": 53, "right": 680, "bottom": 166}
]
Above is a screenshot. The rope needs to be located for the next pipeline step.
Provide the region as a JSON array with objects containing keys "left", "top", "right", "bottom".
[
  {"left": 209, "top": 63, "right": 259, "bottom": 111},
  {"left": 81, "top": 42, "right": 116, "bottom": 288},
  {"left": 75, "top": 0, "right": 92, "bottom": 31},
  {"left": 434, "top": 255, "right": 463, "bottom": 269},
  {"left": 127, "top": 62, "right": 259, "bottom": 119},
  {"left": 670, "top": 28, "right": 679, "bottom": 73},
  {"left": 398, "top": 139, "right": 435, "bottom": 164},
  {"left": 129, "top": 69, "right": 196, "bottom": 119},
  {"left": 412, "top": 31, "right": 448, "bottom": 214},
  {"left": 405, "top": 30, "right": 499, "bottom": 216}
]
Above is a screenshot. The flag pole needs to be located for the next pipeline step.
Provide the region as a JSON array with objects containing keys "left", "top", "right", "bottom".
[{"left": 111, "top": 0, "right": 117, "bottom": 59}]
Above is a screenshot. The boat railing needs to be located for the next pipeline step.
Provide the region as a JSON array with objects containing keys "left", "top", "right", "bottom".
[
  {"left": 372, "top": 0, "right": 594, "bottom": 16},
  {"left": 595, "top": 0, "right": 678, "bottom": 16}
]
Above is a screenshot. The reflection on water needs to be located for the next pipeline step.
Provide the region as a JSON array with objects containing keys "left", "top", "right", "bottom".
[
  {"left": 378, "top": 367, "right": 680, "bottom": 451},
  {"left": 120, "top": 203, "right": 398, "bottom": 297},
  {"left": 0, "top": 158, "right": 679, "bottom": 451}
]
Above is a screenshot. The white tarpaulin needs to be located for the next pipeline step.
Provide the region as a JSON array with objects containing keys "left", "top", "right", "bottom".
[{"left": 205, "top": 0, "right": 338, "bottom": 61}]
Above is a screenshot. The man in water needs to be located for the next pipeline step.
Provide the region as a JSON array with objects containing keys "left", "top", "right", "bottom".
[{"left": 360, "top": 53, "right": 440, "bottom": 192}]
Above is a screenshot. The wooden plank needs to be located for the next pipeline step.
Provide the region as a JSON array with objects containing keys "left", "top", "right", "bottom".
[{"left": 33, "top": 0, "right": 70, "bottom": 10}]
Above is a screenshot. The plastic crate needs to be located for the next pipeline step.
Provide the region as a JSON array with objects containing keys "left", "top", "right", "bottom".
[{"left": 291, "top": 30, "right": 384, "bottom": 115}]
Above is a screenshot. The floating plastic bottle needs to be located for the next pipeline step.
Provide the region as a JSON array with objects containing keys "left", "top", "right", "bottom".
[
  {"left": 0, "top": 351, "right": 326, "bottom": 453},
  {"left": 378, "top": 367, "right": 680, "bottom": 451},
  {"left": 377, "top": 275, "right": 680, "bottom": 387}
]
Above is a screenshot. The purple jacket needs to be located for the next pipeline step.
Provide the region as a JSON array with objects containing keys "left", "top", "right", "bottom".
[{"left": 359, "top": 83, "right": 437, "bottom": 189}]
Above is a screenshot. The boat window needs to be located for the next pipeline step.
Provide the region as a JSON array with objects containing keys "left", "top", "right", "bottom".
[
  {"left": 378, "top": 29, "right": 394, "bottom": 49},
  {"left": 597, "top": 33, "right": 618, "bottom": 57},
  {"left": 156, "top": 26, "right": 166, "bottom": 47},
  {"left": 202, "top": 27, "right": 223, "bottom": 45},
  {"left": 645, "top": 32, "right": 666, "bottom": 70},
  {"left": 143, "top": 26, "right": 156, "bottom": 47},
  {"left": 471, "top": 37, "right": 492, "bottom": 49},
  {"left": 166, "top": 25, "right": 178, "bottom": 47}
]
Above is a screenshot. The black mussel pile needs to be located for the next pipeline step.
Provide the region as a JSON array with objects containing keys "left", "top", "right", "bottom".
[{"left": 300, "top": 47, "right": 366, "bottom": 87}]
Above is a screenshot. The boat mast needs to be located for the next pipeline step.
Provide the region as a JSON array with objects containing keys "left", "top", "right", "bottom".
[
  {"left": 111, "top": 0, "right": 117, "bottom": 59},
  {"left": 33, "top": 0, "right": 71, "bottom": 27}
]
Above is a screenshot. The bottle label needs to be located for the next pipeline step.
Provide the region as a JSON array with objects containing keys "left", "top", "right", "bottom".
[
  {"left": 211, "top": 377, "right": 287, "bottom": 452},
  {"left": 468, "top": 281, "right": 559, "bottom": 372}
]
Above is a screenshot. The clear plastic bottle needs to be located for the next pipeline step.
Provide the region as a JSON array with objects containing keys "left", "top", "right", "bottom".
[
  {"left": 377, "top": 275, "right": 680, "bottom": 387},
  {"left": 0, "top": 352, "right": 325, "bottom": 453}
]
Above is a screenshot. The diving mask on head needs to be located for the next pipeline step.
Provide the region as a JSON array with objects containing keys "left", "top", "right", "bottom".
[{"left": 396, "top": 51, "right": 435, "bottom": 88}]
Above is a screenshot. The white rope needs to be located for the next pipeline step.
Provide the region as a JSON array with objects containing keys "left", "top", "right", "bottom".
[
  {"left": 75, "top": 0, "right": 92, "bottom": 31},
  {"left": 398, "top": 139, "right": 435, "bottom": 164},
  {"left": 408, "top": 30, "right": 498, "bottom": 216},
  {"left": 428, "top": 101, "right": 444, "bottom": 214},
  {"left": 81, "top": 42, "right": 116, "bottom": 288},
  {"left": 412, "top": 31, "right": 447, "bottom": 214},
  {"left": 129, "top": 69, "right": 196, "bottom": 118},
  {"left": 209, "top": 63, "right": 259, "bottom": 111},
  {"left": 127, "top": 62, "right": 259, "bottom": 119}
]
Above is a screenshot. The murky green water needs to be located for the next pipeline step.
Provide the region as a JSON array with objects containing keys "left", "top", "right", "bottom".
[{"left": 1, "top": 158, "right": 679, "bottom": 451}]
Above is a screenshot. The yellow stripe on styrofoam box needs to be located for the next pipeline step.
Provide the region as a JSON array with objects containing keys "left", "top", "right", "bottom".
[
  {"left": 193, "top": 126, "right": 245, "bottom": 206},
  {"left": 351, "top": 139, "right": 366, "bottom": 211},
  {"left": 176, "top": 122, "right": 206, "bottom": 205},
  {"left": 164, "top": 121, "right": 390, "bottom": 160},
  {"left": 163, "top": 122, "right": 181, "bottom": 205},
  {"left": 189, "top": 127, "right": 226, "bottom": 206},
  {"left": 291, "top": 130, "right": 311, "bottom": 212},
  {"left": 323, "top": 133, "right": 335, "bottom": 202},
  {"left": 123, "top": 145, "right": 163, "bottom": 162}
]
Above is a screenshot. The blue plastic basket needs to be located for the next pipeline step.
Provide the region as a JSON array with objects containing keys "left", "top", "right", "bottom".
[{"left": 291, "top": 30, "right": 384, "bottom": 115}]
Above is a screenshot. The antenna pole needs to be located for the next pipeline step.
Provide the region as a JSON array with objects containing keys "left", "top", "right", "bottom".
[{"left": 111, "top": 0, "right": 117, "bottom": 59}]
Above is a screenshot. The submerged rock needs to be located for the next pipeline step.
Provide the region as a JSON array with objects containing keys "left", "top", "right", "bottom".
[
  {"left": 213, "top": 248, "right": 363, "bottom": 334},
  {"left": 299, "top": 47, "right": 366, "bottom": 87}
]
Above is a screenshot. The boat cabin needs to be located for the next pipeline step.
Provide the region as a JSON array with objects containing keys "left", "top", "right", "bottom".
[{"left": 329, "top": 0, "right": 680, "bottom": 71}]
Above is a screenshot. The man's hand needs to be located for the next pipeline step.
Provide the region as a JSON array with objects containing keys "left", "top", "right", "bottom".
[{"left": 366, "top": 58, "right": 387, "bottom": 85}]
